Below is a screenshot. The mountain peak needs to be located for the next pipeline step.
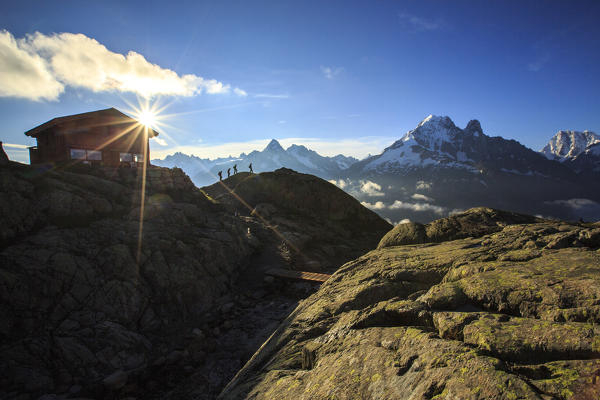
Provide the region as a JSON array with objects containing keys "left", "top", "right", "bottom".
[
  {"left": 417, "top": 115, "right": 455, "bottom": 129},
  {"left": 287, "top": 143, "right": 308, "bottom": 151},
  {"left": 264, "top": 139, "right": 285, "bottom": 152},
  {"left": 405, "top": 114, "right": 459, "bottom": 146},
  {"left": 464, "top": 119, "right": 483, "bottom": 136},
  {"left": 541, "top": 130, "right": 600, "bottom": 161}
]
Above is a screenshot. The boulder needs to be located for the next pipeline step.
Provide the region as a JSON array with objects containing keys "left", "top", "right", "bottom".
[{"left": 378, "top": 207, "right": 541, "bottom": 248}]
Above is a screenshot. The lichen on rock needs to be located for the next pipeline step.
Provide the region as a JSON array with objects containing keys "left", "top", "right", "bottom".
[{"left": 221, "top": 208, "right": 600, "bottom": 399}]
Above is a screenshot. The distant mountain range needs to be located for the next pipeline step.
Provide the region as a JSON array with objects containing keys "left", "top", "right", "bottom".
[
  {"left": 152, "top": 115, "right": 600, "bottom": 223},
  {"left": 152, "top": 140, "right": 357, "bottom": 187},
  {"left": 347, "top": 115, "right": 574, "bottom": 179}
]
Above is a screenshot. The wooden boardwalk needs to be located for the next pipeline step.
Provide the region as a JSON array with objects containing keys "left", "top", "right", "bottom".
[{"left": 265, "top": 268, "right": 331, "bottom": 283}]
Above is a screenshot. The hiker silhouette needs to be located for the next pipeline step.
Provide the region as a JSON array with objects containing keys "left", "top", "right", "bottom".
[
  {"left": 233, "top": 164, "right": 238, "bottom": 174},
  {"left": 227, "top": 168, "right": 231, "bottom": 178},
  {"left": 218, "top": 171, "right": 222, "bottom": 181},
  {"left": 249, "top": 163, "right": 253, "bottom": 173}
]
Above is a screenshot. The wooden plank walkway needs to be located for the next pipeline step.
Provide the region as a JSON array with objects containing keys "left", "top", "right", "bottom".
[{"left": 265, "top": 268, "right": 331, "bottom": 283}]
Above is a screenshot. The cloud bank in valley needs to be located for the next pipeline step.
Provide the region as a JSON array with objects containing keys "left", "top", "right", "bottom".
[
  {"left": 416, "top": 180, "right": 432, "bottom": 190},
  {"left": 0, "top": 30, "right": 246, "bottom": 101},
  {"left": 411, "top": 193, "right": 433, "bottom": 202},
  {"left": 360, "top": 180, "right": 385, "bottom": 197},
  {"left": 361, "top": 199, "right": 446, "bottom": 215},
  {"left": 333, "top": 179, "right": 447, "bottom": 216},
  {"left": 545, "top": 198, "right": 600, "bottom": 210},
  {"left": 360, "top": 201, "right": 386, "bottom": 210},
  {"left": 544, "top": 198, "right": 600, "bottom": 220},
  {"left": 389, "top": 200, "right": 446, "bottom": 215}
]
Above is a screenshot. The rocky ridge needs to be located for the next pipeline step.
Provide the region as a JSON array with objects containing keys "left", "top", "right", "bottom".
[
  {"left": 0, "top": 162, "right": 390, "bottom": 399},
  {"left": 0, "top": 162, "right": 255, "bottom": 398},
  {"left": 220, "top": 208, "right": 600, "bottom": 399},
  {"left": 203, "top": 168, "right": 392, "bottom": 272}
]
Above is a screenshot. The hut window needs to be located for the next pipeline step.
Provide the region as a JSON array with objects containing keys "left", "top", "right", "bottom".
[
  {"left": 70, "top": 148, "right": 86, "bottom": 160},
  {"left": 119, "top": 153, "right": 133, "bottom": 162},
  {"left": 134, "top": 153, "right": 144, "bottom": 162},
  {"left": 86, "top": 150, "right": 102, "bottom": 160}
]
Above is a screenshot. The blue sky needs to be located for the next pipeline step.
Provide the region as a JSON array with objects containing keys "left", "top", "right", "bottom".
[{"left": 1, "top": 0, "right": 599, "bottom": 162}]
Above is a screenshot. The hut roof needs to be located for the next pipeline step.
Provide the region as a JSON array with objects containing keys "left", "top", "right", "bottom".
[{"left": 24, "top": 107, "right": 159, "bottom": 138}]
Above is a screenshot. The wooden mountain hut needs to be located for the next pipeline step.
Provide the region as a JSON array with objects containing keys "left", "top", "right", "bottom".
[{"left": 25, "top": 107, "right": 159, "bottom": 167}]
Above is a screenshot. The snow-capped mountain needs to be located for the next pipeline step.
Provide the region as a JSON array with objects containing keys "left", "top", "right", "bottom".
[
  {"left": 358, "top": 115, "right": 479, "bottom": 172},
  {"left": 540, "top": 130, "right": 600, "bottom": 162},
  {"left": 565, "top": 142, "right": 600, "bottom": 174},
  {"left": 152, "top": 139, "right": 358, "bottom": 187},
  {"left": 347, "top": 115, "right": 570, "bottom": 178},
  {"left": 331, "top": 154, "right": 357, "bottom": 169},
  {"left": 286, "top": 143, "right": 357, "bottom": 173},
  {"left": 153, "top": 116, "right": 600, "bottom": 223},
  {"left": 152, "top": 152, "right": 239, "bottom": 181},
  {"left": 340, "top": 115, "right": 600, "bottom": 224}
]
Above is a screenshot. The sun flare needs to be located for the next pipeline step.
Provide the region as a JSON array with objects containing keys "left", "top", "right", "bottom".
[
  {"left": 138, "top": 109, "right": 157, "bottom": 128},
  {"left": 121, "top": 96, "right": 180, "bottom": 148}
]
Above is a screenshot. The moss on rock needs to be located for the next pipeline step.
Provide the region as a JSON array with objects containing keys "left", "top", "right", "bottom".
[{"left": 220, "top": 209, "right": 600, "bottom": 400}]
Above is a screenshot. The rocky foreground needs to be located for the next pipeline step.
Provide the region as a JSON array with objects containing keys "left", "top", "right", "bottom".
[
  {"left": 220, "top": 208, "right": 600, "bottom": 399},
  {"left": 0, "top": 163, "right": 390, "bottom": 399},
  {"left": 2, "top": 160, "right": 600, "bottom": 400}
]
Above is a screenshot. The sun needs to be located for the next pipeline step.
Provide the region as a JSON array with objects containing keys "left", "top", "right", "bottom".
[
  {"left": 138, "top": 109, "right": 157, "bottom": 129},
  {"left": 122, "top": 96, "right": 175, "bottom": 140}
]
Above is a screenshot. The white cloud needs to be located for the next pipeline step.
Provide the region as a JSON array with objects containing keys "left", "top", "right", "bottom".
[
  {"left": 389, "top": 200, "right": 446, "bottom": 215},
  {"left": 233, "top": 88, "right": 248, "bottom": 97},
  {"left": 416, "top": 180, "right": 432, "bottom": 190},
  {"left": 0, "top": 30, "right": 243, "bottom": 100},
  {"left": 398, "top": 218, "right": 411, "bottom": 224},
  {"left": 0, "top": 30, "right": 64, "bottom": 100},
  {"left": 360, "top": 180, "right": 385, "bottom": 197},
  {"left": 398, "top": 13, "right": 441, "bottom": 32},
  {"left": 545, "top": 198, "right": 600, "bottom": 210},
  {"left": 320, "top": 66, "right": 343, "bottom": 79},
  {"left": 411, "top": 193, "right": 433, "bottom": 202},
  {"left": 361, "top": 201, "right": 386, "bottom": 210},
  {"left": 152, "top": 136, "right": 168, "bottom": 146},
  {"left": 328, "top": 179, "right": 348, "bottom": 189}
]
